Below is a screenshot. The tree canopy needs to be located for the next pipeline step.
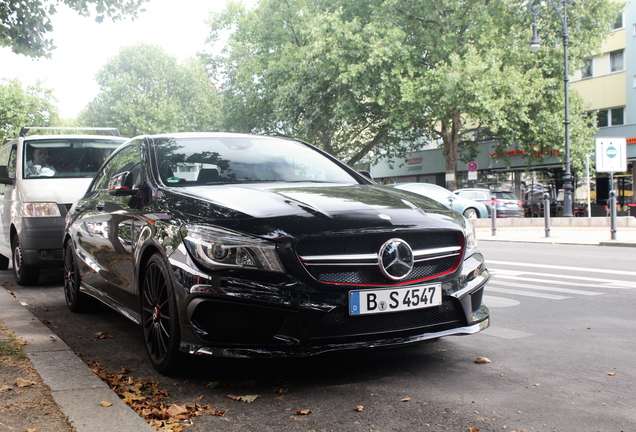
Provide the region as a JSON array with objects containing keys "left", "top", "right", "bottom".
[
  {"left": 79, "top": 44, "right": 222, "bottom": 137},
  {"left": 204, "top": 0, "right": 619, "bottom": 188},
  {"left": 0, "top": 0, "right": 147, "bottom": 57},
  {"left": 0, "top": 79, "right": 60, "bottom": 141}
]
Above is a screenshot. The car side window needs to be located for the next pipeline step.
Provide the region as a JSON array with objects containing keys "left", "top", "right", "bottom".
[{"left": 93, "top": 142, "right": 141, "bottom": 191}]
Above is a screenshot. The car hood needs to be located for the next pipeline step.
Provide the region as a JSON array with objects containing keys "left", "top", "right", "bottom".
[{"left": 160, "top": 183, "right": 466, "bottom": 239}]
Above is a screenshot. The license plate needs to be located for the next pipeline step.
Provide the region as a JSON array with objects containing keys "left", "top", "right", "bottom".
[{"left": 349, "top": 283, "right": 442, "bottom": 315}]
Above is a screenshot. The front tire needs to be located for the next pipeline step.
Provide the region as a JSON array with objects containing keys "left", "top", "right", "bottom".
[
  {"left": 12, "top": 237, "right": 39, "bottom": 286},
  {"left": 463, "top": 208, "right": 478, "bottom": 219},
  {"left": 63, "top": 241, "right": 97, "bottom": 312},
  {"left": 141, "top": 253, "right": 183, "bottom": 375}
]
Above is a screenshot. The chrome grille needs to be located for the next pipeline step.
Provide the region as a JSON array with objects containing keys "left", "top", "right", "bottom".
[{"left": 297, "top": 231, "right": 463, "bottom": 286}]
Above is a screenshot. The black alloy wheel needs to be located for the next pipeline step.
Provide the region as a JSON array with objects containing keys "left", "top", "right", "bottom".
[
  {"left": 12, "top": 236, "right": 39, "bottom": 286},
  {"left": 141, "top": 253, "right": 182, "bottom": 375},
  {"left": 63, "top": 241, "right": 96, "bottom": 312}
]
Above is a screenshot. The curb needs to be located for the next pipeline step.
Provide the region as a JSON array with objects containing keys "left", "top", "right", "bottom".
[{"left": 0, "top": 288, "right": 154, "bottom": 432}]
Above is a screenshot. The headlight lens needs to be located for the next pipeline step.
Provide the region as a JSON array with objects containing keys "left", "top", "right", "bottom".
[
  {"left": 183, "top": 225, "right": 284, "bottom": 273},
  {"left": 21, "top": 202, "right": 61, "bottom": 217},
  {"left": 464, "top": 220, "right": 478, "bottom": 254}
]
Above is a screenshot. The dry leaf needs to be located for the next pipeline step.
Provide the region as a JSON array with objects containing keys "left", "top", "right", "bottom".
[
  {"left": 101, "top": 401, "right": 113, "bottom": 407},
  {"left": 206, "top": 381, "right": 219, "bottom": 388},
  {"left": 16, "top": 378, "right": 35, "bottom": 388},
  {"left": 296, "top": 409, "right": 312, "bottom": 415},
  {"left": 0, "top": 385, "right": 13, "bottom": 392},
  {"left": 167, "top": 404, "right": 189, "bottom": 417},
  {"left": 400, "top": 397, "right": 411, "bottom": 402},
  {"left": 474, "top": 357, "right": 491, "bottom": 364},
  {"left": 355, "top": 405, "right": 364, "bottom": 412},
  {"left": 468, "top": 428, "right": 480, "bottom": 432},
  {"left": 27, "top": 429, "right": 37, "bottom": 432},
  {"left": 607, "top": 372, "right": 617, "bottom": 376},
  {"left": 227, "top": 394, "right": 259, "bottom": 403}
]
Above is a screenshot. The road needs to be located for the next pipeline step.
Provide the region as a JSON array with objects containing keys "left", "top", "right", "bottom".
[{"left": 4, "top": 241, "right": 636, "bottom": 432}]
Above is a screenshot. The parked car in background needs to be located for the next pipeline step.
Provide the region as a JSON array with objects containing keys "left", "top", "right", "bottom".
[
  {"left": 0, "top": 127, "right": 127, "bottom": 285},
  {"left": 391, "top": 183, "right": 489, "bottom": 219},
  {"left": 63, "top": 132, "right": 490, "bottom": 374},
  {"left": 454, "top": 188, "right": 525, "bottom": 218}
]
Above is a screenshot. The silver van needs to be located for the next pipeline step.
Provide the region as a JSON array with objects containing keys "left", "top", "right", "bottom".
[{"left": 0, "top": 127, "right": 128, "bottom": 285}]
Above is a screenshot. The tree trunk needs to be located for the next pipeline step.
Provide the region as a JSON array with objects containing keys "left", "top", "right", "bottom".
[{"left": 441, "top": 112, "right": 461, "bottom": 191}]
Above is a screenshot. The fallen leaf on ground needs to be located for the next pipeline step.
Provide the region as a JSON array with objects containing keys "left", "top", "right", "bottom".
[
  {"left": 94, "top": 332, "right": 112, "bottom": 339},
  {"left": 475, "top": 357, "right": 491, "bottom": 364},
  {"left": 227, "top": 394, "right": 259, "bottom": 403},
  {"left": 355, "top": 405, "right": 364, "bottom": 412},
  {"left": 468, "top": 428, "right": 480, "bottom": 432},
  {"left": 400, "top": 397, "right": 411, "bottom": 402},
  {"left": 296, "top": 409, "right": 312, "bottom": 415},
  {"left": 16, "top": 378, "right": 35, "bottom": 388},
  {"left": 0, "top": 385, "right": 12, "bottom": 392},
  {"left": 101, "top": 401, "right": 113, "bottom": 407},
  {"left": 607, "top": 372, "right": 617, "bottom": 376}
]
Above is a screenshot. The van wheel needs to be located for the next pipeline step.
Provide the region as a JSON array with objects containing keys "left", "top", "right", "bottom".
[
  {"left": 0, "top": 254, "right": 9, "bottom": 270},
  {"left": 12, "top": 237, "right": 40, "bottom": 286}
]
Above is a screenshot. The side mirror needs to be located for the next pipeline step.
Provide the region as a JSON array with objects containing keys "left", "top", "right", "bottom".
[
  {"left": 0, "top": 165, "right": 13, "bottom": 185},
  {"left": 108, "top": 171, "right": 136, "bottom": 196},
  {"left": 359, "top": 170, "right": 373, "bottom": 181}
]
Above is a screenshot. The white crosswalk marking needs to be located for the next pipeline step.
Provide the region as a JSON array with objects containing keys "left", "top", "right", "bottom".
[
  {"left": 490, "top": 268, "right": 636, "bottom": 289},
  {"left": 487, "top": 260, "right": 636, "bottom": 277},
  {"left": 486, "top": 286, "right": 569, "bottom": 300},
  {"left": 488, "top": 279, "right": 602, "bottom": 296}
]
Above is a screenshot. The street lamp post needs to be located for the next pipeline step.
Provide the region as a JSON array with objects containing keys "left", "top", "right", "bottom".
[{"left": 529, "top": 0, "right": 575, "bottom": 217}]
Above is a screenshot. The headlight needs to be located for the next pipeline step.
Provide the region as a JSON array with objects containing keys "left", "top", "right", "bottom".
[
  {"left": 183, "top": 225, "right": 284, "bottom": 273},
  {"left": 21, "top": 203, "right": 61, "bottom": 217},
  {"left": 464, "top": 220, "right": 478, "bottom": 254}
]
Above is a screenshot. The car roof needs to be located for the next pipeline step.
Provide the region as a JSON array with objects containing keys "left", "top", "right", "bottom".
[{"left": 22, "top": 135, "right": 128, "bottom": 141}]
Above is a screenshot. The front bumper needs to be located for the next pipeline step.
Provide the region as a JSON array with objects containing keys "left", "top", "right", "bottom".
[
  {"left": 169, "top": 246, "right": 490, "bottom": 359},
  {"left": 19, "top": 216, "right": 66, "bottom": 267}
]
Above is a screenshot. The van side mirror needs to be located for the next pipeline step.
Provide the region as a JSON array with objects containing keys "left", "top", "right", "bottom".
[{"left": 0, "top": 165, "right": 13, "bottom": 185}]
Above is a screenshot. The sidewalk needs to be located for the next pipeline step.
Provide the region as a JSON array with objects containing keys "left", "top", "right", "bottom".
[
  {"left": 1, "top": 219, "right": 635, "bottom": 431},
  {"left": 0, "top": 287, "right": 154, "bottom": 432},
  {"left": 473, "top": 216, "right": 636, "bottom": 247}
]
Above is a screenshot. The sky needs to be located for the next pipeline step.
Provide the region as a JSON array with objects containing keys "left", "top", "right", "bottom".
[{"left": 0, "top": 0, "right": 248, "bottom": 119}]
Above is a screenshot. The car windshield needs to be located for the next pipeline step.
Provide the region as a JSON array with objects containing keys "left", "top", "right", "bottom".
[
  {"left": 23, "top": 139, "right": 125, "bottom": 179},
  {"left": 153, "top": 136, "right": 359, "bottom": 186}
]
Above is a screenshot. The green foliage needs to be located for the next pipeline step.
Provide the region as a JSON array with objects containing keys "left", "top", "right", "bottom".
[
  {"left": 0, "top": 79, "right": 60, "bottom": 141},
  {"left": 78, "top": 44, "right": 222, "bottom": 137},
  {"left": 0, "top": 0, "right": 147, "bottom": 58},
  {"left": 0, "top": 330, "right": 26, "bottom": 359},
  {"left": 204, "top": 0, "right": 619, "bottom": 180}
]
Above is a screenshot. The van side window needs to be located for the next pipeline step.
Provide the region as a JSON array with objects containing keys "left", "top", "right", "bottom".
[{"left": 0, "top": 144, "right": 16, "bottom": 178}]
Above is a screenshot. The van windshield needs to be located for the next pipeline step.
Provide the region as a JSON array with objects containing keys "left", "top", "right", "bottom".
[{"left": 23, "top": 139, "right": 126, "bottom": 179}]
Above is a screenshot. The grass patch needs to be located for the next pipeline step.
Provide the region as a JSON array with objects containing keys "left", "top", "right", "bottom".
[{"left": 0, "top": 329, "right": 26, "bottom": 359}]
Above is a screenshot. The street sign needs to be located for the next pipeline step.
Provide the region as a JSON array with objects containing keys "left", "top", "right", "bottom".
[
  {"left": 467, "top": 161, "right": 478, "bottom": 172},
  {"left": 595, "top": 138, "right": 627, "bottom": 173}
]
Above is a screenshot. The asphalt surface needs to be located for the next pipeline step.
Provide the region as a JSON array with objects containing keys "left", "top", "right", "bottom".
[{"left": 1, "top": 219, "right": 635, "bottom": 431}]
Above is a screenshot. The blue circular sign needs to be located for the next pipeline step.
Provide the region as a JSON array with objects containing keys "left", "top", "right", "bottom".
[
  {"left": 467, "top": 161, "right": 478, "bottom": 172},
  {"left": 606, "top": 146, "right": 617, "bottom": 158}
]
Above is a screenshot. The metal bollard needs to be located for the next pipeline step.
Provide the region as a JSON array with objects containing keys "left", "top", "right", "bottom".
[
  {"left": 610, "top": 190, "right": 617, "bottom": 240},
  {"left": 543, "top": 192, "right": 550, "bottom": 238},
  {"left": 491, "top": 200, "right": 497, "bottom": 236}
]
